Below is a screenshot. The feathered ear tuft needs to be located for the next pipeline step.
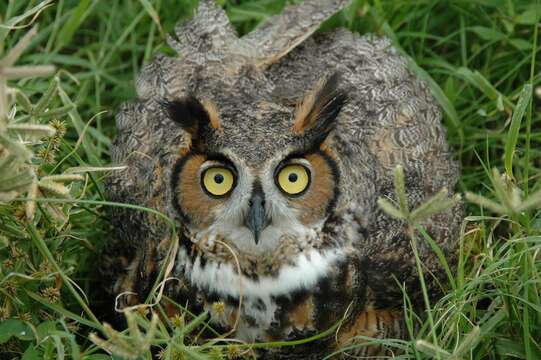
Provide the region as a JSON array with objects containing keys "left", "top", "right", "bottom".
[
  {"left": 292, "top": 72, "right": 347, "bottom": 144},
  {"left": 162, "top": 96, "right": 221, "bottom": 147}
]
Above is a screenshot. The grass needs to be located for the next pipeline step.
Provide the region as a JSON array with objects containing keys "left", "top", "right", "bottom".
[{"left": 0, "top": 0, "right": 540, "bottom": 358}]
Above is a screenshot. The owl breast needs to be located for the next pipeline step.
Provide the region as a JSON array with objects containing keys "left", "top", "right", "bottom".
[{"left": 169, "top": 230, "right": 363, "bottom": 344}]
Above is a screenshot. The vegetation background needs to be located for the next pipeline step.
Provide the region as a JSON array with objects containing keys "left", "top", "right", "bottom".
[{"left": 0, "top": 0, "right": 540, "bottom": 359}]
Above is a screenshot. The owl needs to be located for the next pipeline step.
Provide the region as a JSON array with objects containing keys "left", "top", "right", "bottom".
[{"left": 103, "top": 0, "right": 462, "bottom": 358}]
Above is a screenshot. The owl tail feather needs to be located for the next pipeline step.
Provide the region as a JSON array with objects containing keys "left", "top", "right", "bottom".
[
  {"left": 167, "top": 0, "right": 238, "bottom": 56},
  {"left": 168, "top": 0, "right": 351, "bottom": 69},
  {"left": 240, "top": 0, "right": 351, "bottom": 69}
]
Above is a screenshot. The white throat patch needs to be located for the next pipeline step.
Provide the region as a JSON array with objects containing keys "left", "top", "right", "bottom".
[
  {"left": 174, "top": 244, "right": 344, "bottom": 341},
  {"left": 177, "top": 247, "right": 344, "bottom": 299}
]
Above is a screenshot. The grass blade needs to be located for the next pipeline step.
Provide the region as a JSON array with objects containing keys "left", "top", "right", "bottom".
[
  {"left": 138, "top": 0, "right": 161, "bottom": 29},
  {"left": 55, "top": 0, "right": 93, "bottom": 50},
  {"left": 504, "top": 84, "right": 532, "bottom": 179}
]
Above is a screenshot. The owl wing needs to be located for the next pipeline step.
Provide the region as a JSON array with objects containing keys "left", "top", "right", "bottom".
[{"left": 104, "top": 60, "right": 191, "bottom": 303}]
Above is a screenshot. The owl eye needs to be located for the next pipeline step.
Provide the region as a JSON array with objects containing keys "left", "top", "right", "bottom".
[
  {"left": 202, "top": 167, "right": 235, "bottom": 196},
  {"left": 276, "top": 164, "right": 310, "bottom": 195}
]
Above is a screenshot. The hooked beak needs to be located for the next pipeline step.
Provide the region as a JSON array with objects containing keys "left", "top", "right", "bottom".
[{"left": 244, "top": 189, "right": 268, "bottom": 244}]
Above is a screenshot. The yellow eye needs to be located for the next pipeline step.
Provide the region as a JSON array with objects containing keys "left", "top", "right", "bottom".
[
  {"left": 202, "top": 167, "right": 235, "bottom": 196},
  {"left": 277, "top": 164, "right": 310, "bottom": 195}
]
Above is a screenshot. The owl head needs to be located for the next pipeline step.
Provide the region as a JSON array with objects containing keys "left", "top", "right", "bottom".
[{"left": 164, "top": 73, "right": 347, "bottom": 255}]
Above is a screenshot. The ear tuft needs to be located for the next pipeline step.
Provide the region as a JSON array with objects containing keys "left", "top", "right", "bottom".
[
  {"left": 162, "top": 96, "right": 221, "bottom": 140},
  {"left": 292, "top": 73, "right": 347, "bottom": 143},
  {"left": 200, "top": 99, "right": 222, "bottom": 132}
]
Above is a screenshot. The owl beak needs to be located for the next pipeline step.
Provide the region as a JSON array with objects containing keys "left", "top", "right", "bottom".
[{"left": 245, "top": 191, "right": 268, "bottom": 245}]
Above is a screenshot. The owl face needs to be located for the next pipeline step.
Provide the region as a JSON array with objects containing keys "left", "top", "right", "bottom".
[{"left": 166, "top": 74, "right": 346, "bottom": 255}]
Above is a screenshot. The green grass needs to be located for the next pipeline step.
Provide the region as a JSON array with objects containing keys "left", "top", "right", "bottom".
[{"left": 0, "top": 0, "right": 540, "bottom": 359}]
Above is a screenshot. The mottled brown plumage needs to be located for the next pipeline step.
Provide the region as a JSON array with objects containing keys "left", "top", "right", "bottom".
[{"left": 103, "top": 0, "right": 462, "bottom": 358}]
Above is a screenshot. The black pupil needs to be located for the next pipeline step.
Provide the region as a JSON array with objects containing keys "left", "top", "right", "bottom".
[
  {"left": 288, "top": 173, "right": 298, "bottom": 183},
  {"left": 214, "top": 173, "right": 224, "bottom": 184}
]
